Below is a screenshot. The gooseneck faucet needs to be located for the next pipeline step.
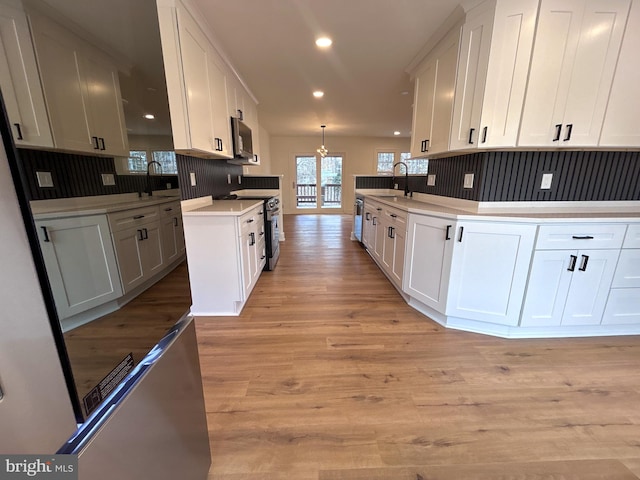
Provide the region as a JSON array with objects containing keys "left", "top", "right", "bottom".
[
  {"left": 393, "top": 161, "right": 410, "bottom": 197},
  {"left": 146, "top": 160, "right": 163, "bottom": 197}
]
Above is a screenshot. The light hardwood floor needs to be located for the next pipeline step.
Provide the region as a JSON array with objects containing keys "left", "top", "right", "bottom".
[{"left": 198, "top": 214, "right": 640, "bottom": 480}]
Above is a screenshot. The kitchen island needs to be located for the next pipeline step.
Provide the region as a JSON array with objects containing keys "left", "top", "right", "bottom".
[{"left": 358, "top": 190, "right": 640, "bottom": 338}]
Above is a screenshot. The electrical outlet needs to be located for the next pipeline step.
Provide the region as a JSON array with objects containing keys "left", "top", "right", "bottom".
[
  {"left": 227, "top": 174, "right": 232, "bottom": 184},
  {"left": 166, "top": 183, "right": 172, "bottom": 189},
  {"left": 101, "top": 173, "right": 115, "bottom": 186},
  {"left": 427, "top": 174, "right": 436, "bottom": 186},
  {"left": 238, "top": 176, "right": 242, "bottom": 184},
  {"left": 540, "top": 173, "right": 553, "bottom": 190},
  {"left": 463, "top": 173, "right": 474, "bottom": 189},
  {"left": 190, "top": 172, "right": 196, "bottom": 186},
  {"left": 394, "top": 183, "right": 399, "bottom": 190},
  {"left": 36, "top": 171, "right": 54, "bottom": 188}
]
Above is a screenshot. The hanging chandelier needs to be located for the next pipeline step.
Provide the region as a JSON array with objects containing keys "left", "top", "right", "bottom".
[{"left": 316, "top": 124, "right": 329, "bottom": 158}]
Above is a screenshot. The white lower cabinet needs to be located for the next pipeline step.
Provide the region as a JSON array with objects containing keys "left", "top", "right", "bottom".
[
  {"left": 521, "top": 249, "right": 620, "bottom": 326},
  {"left": 403, "top": 215, "right": 455, "bottom": 313},
  {"left": 160, "top": 202, "right": 185, "bottom": 265},
  {"left": 35, "top": 215, "right": 122, "bottom": 320},
  {"left": 446, "top": 222, "right": 536, "bottom": 326},
  {"left": 183, "top": 203, "right": 265, "bottom": 315},
  {"left": 603, "top": 248, "right": 640, "bottom": 324},
  {"left": 109, "top": 207, "right": 164, "bottom": 294},
  {"left": 362, "top": 206, "right": 376, "bottom": 250}
]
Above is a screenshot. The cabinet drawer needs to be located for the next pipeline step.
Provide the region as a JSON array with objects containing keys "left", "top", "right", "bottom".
[
  {"left": 384, "top": 207, "right": 407, "bottom": 229},
  {"left": 623, "top": 224, "right": 640, "bottom": 249},
  {"left": 612, "top": 249, "right": 640, "bottom": 288},
  {"left": 239, "top": 207, "right": 263, "bottom": 234},
  {"left": 108, "top": 206, "right": 160, "bottom": 233},
  {"left": 535, "top": 224, "right": 626, "bottom": 250},
  {"left": 159, "top": 201, "right": 181, "bottom": 218}
]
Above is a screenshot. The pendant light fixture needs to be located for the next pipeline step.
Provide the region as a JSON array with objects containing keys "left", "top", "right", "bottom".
[{"left": 317, "top": 125, "right": 329, "bottom": 158}]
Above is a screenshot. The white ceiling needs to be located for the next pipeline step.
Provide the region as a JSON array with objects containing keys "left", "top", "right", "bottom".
[
  {"left": 37, "top": 0, "right": 469, "bottom": 139},
  {"left": 193, "top": 0, "right": 461, "bottom": 138}
]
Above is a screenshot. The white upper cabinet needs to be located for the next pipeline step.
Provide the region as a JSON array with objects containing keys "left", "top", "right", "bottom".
[
  {"left": 451, "top": 0, "right": 539, "bottom": 150},
  {"left": 600, "top": 0, "right": 640, "bottom": 147},
  {"left": 28, "top": 10, "right": 128, "bottom": 156},
  {"left": 410, "top": 25, "right": 460, "bottom": 158},
  {"left": 0, "top": 0, "right": 52, "bottom": 148},
  {"left": 519, "top": 0, "right": 630, "bottom": 147}
]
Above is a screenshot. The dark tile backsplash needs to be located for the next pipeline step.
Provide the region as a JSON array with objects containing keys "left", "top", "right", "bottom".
[
  {"left": 18, "top": 149, "right": 178, "bottom": 201},
  {"left": 176, "top": 154, "right": 243, "bottom": 200},
  {"left": 241, "top": 176, "right": 280, "bottom": 189},
  {"left": 358, "top": 150, "right": 640, "bottom": 203}
]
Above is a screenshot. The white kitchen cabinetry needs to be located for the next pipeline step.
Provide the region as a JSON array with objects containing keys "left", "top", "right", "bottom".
[
  {"left": 174, "top": 6, "right": 231, "bottom": 158},
  {"left": 410, "top": 25, "right": 460, "bottom": 158},
  {"left": 519, "top": 0, "right": 630, "bottom": 147},
  {"left": 28, "top": 10, "right": 128, "bottom": 156},
  {"left": 183, "top": 202, "right": 265, "bottom": 315},
  {"left": 600, "top": 0, "right": 640, "bottom": 147},
  {"left": 403, "top": 214, "right": 456, "bottom": 313},
  {"left": 380, "top": 206, "right": 407, "bottom": 289},
  {"left": 362, "top": 204, "right": 376, "bottom": 251},
  {"left": 109, "top": 206, "right": 164, "bottom": 294},
  {"left": 35, "top": 214, "right": 122, "bottom": 320},
  {"left": 603, "top": 225, "right": 640, "bottom": 324},
  {"left": 0, "top": 0, "right": 52, "bottom": 148},
  {"left": 160, "top": 201, "right": 185, "bottom": 265},
  {"left": 450, "top": 0, "right": 539, "bottom": 150},
  {"left": 446, "top": 222, "right": 535, "bottom": 326},
  {"left": 521, "top": 224, "right": 625, "bottom": 326}
]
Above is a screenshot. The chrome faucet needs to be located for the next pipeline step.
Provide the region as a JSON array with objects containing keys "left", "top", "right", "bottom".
[
  {"left": 146, "top": 160, "right": 163, "bottom": 197},
  {"left": 393, "top": 161, "right": 410, "bottom": 197}
]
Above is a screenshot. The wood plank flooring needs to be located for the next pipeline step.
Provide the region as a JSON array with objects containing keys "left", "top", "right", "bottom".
[{"left": 197, "top": 214, "right": 640, "bottom": 479}]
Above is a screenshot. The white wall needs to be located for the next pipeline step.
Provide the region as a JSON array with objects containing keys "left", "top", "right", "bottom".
[{"left": 270, "top": 135, "right": 410, "bottom": 214}]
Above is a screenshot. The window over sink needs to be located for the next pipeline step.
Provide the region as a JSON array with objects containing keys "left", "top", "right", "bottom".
[{"left": 377, "top": 151, "right": 428, "bottom": 175}]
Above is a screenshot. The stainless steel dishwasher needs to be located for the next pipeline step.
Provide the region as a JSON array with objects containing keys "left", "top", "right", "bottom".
[{"left": 353, "top": 196, "right": 364, "bottom": 243}]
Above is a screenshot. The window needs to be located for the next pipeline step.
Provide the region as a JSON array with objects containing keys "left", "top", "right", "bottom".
[
  {"left": 128, "top": 150, "right": 147, "bottom": 172},
  {"left": 152, "top": 151, "right": 178, "bottom": 174},
  {"left": 127, "top": 150, "right": 178, "bottom": 174},
  {"left": 377, "top": 152, "right": 428, "bottom": 175}
]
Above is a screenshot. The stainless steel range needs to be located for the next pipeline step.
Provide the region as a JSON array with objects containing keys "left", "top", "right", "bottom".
[{"left": 234, "top": 195, "right": 280, "bottom": 271}]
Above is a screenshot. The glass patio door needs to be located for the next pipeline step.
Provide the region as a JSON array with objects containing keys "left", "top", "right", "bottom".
[{"left": 295, "top": 155, "right": 343, "bottom": 212}]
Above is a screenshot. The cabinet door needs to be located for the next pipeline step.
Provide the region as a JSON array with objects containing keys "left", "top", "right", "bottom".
[
  {"left": 80, "top": 55, "right": 129, "bottom": 157},
  {"left": 602, "top": 288, "right": 640, "bottom": 325},
  {"left": 240, "top": 230, "right": 253, "bottom": 295},
  {"left": 161, "top": 215, "right": 179, "bottom": 264},
  {"left": 403, "top": 215, "right": 455, "bottom": 313},
  {"left": 429, "top": 31, "right": 460, "bottom": 155},
  {"left": 362, "top": 207, "right": 372, "bottom": 249},
  {"left": 30, "top": 13, "right": 94, "bottom": 153},
  {"left": 381, "top": 222, "right": 394, "bottom": 272},
  {"left": 37, "top": 215, "right": 122, "bottom": 319},
  {"left": 373, "top": 213, "right": 385, "bottom": 262},
  {"left": 0, "top": 3, "right": 52, "bottom": 147},
  {"left": 140, "top": 222, "right": 164, "bottom": 278},
  {"left": 480, "top": 0, "right": 539, "bottom": 148},
  {"left": 521, "top": 250, "right": 575, "bottom": 327},
  {"left": 562, "top": 249, "right": 620, "bottom": 325},
  {"left": 519, "top": 0, "right": 629, "bottom": 147},
  {"left": 209, "top": 53, "right": 232, "bottom": 157},
  {"left": 391, "top": 227, "right": 406, "bottom": 289},
  {"left": 450, "top": 4, "right": 493, "bottom": 150},
  {"left": 611, "top": 249, "right": 640, "bottom": 288},
  {"left": 178, "top": 10, "right": 215, "bottom": 154},
  {"left": 446, "top": 222, "right": 535, "bottom": 326},
  {"left": 112, "top": 227, "right": 145, "bottom": 293},
  {"left": 410, "top": 60, "right": 436, "bottom": 158},
  {"left": 599, "top": 0, "right": 640, "bottom": 147}
]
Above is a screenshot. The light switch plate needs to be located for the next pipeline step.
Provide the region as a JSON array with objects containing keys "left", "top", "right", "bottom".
[
  {"left": 166, "top": 183, "right": 172, "bottom": 189},
  {"left": 36, "top": 171, "right": 53, "bottom": 188},
  {"left": 541, "top": 173, "right": 553, "bottom": 190},
  {"left": 427, "top": 174, "right": 436, "bottom": 186},
  {"left": 238, "top": 176, "right": 242, "bottom": 184},
  {"left": 463, "top": 173, "right": 474, "bottom": 189},
  {"left": 227, "top": 174, "right": 232, "bottom": 184},
  {"left": 101, "top": 173, "right": 115, "bottom": 186},
  {"left": 190, "top": 172, "right": 197, "bottom": 186},
  {"left": 394, "top": 183, "right": 399, "bottom": 190}
]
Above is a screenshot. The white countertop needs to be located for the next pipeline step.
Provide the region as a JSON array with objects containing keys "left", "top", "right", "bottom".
[
  {"left": 182, "top": 199, "right": 263, "bottom": 216},
  {"left": 359, "top": 191, "right": 640, "bottom": 223},
  {"left": 30, "top": 193, "right": 181, "bottom": 220}
]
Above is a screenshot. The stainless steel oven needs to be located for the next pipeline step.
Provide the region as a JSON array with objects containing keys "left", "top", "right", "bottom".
[{"left": 231, "top": 194, "right": 280, "bottom": 271}]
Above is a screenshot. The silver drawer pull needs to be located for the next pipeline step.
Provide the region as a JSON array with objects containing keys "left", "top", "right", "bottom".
[{"left": 572, "top": 235, "right": 594, "bottom": 240}]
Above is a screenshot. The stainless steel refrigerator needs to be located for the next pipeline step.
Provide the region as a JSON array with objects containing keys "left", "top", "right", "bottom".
[{"left": 0, "top": 90, "right": 210, "bottom": 478}]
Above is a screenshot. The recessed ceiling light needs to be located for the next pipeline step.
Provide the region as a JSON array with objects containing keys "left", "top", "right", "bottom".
[
  {"left": 315, "top": 37, "right": 332, "bottom": 48},
  {"left": 143, "top": 114, "right": 155, "bottom": 120},
  {"left": 394, "top": 131, "right": 401, "bottom": 136},
  {"left": 313, "top": 90, "right": 324, "bottom": 98}
]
